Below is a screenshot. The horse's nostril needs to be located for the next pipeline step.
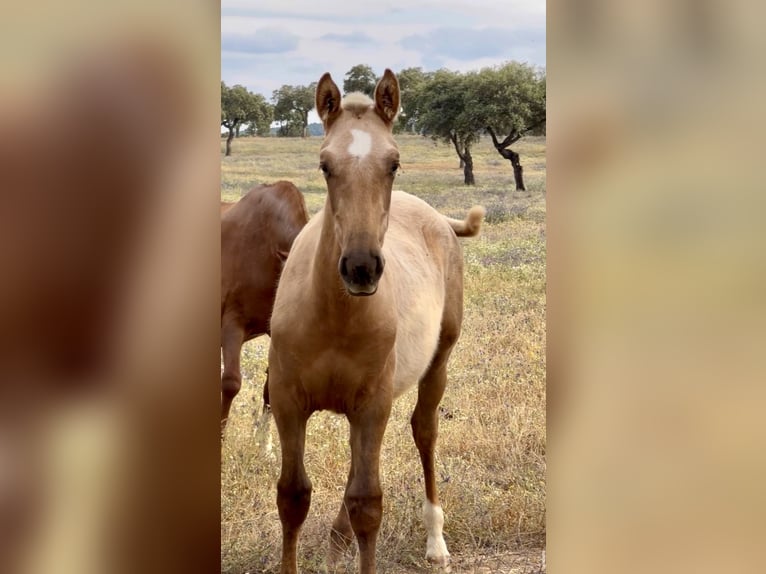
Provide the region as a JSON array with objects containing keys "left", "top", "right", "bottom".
[
  {"left": 374, "top": 254, "right": 385, "bottom": 278},
  {"left": 354, "top": 265, "right": 371, "bottom": 283},
  {"left": 340, "top": 251, "right": 383, "bottom": 288}
]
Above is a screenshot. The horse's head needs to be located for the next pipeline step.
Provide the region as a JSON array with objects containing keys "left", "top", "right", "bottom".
[{"left": 315, "top": 69, "right": 400, "bottom": 296}]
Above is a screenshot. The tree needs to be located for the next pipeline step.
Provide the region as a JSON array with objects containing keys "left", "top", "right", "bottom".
[
  {"left": 272, "top": 83, "right": 316, "bottom": 137},
  {"left": 343, "top": 64, "right": 377, "bottom": 96},
  {"left": 250, "top": 96, "right": 273, "bottom": 137},
  {"left": 476, "top": 63, "right": 546, "bottom": 190},
  {"left": 221, "top": 82, "right": 272, "bottom": 155},
  {"left": 414, "top": 70, "right": 480, "bottom": 185},
  {"left": 395, "top": 67, "right": 430, "bottom": 134}
]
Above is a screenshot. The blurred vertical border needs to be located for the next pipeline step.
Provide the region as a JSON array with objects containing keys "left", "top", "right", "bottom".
[
  {"left": 0, "top": 1, "right": 220, "bottom": 573},
  {"left": 548, "top": 0, "right": 766, "bottom": 573}
]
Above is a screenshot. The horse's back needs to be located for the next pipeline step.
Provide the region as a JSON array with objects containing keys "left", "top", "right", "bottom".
[
  {"left": 221, "top": 182, "right": 308, "bottom": 337},
  {"left": 223, "top": 181, "right": 307, "bottom": 240},
  {"left": 387, "top": 190, "right": 460, "bottom": 251}
]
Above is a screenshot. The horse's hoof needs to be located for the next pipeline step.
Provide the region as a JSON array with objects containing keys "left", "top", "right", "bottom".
[{"left": 426, "top": 540, "right": 451, "bottom": 569}]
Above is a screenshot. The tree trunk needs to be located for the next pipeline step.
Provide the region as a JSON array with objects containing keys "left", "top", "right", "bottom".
[
  {"left": 225, "top": 127, "right": 234, "bottom": 156},
  {"left": 449, "top": 134, "right": 475, "bottom": 185},
  {"left": 506, "top": 149, "right": 526, "bottom": 191},
  {"left": 463, "top": 151, "right": 475, "bottom": 185},
  {"left": 235, "top": 125, "right": 241, "bottom": 138},
  {"left": 486, "top": 126, "right": 530, "bottom": 191}
]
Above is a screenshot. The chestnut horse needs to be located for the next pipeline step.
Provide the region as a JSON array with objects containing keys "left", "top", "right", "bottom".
[
  {"left": 220, "top": 200, "right": 234, "bottom": 215},
  {"left": 220, "top": 182, "right": 308, "bottom": 435},
  {"left": 267, "top": 70, "right": 484, "bottom": 573}
]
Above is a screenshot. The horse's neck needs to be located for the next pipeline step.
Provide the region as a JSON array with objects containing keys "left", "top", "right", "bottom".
[
  {"left": 312, "top": 206, "right": 388, "bottom": 318},
  {"left": 305, "top": 205, "right": 397, "bottom": 346},
  {"left": 310, "top": 207, "right": 349, "bottom": 308}
]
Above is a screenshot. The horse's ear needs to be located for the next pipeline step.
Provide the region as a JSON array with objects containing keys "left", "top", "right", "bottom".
[
  {"left": 316, "top": 73, "right": 342, "bottom": 130},
  {"left": 374, "top": 69, "right": 400, "bottom": 126}
]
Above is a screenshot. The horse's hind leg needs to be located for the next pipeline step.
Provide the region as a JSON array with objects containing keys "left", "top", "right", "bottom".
[
  {"left": 254, "top": 368, "right": 273, "bottom": 456},
  {"left": 220, "top": 321, "right": 245, "bottom": 438},
  {"left": 328, "top": 466, "right": 355, "bottom": 569},
  {"left": 411, "top": 333, "right": 457, "bottom": 566}
]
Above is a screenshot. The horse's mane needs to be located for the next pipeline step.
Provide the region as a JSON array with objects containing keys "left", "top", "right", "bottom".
[{"left": 341, "top": 92, "right": 373, "bottom": 115}]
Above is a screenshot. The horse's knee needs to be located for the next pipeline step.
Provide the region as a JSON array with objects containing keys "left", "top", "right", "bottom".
[
  {"left": 277, "top": 473, "right": 312, "bottom": 529},
  {"left": 345, "top": 490, "right": 382, "bottom": 539},
  {"left": 221, "top": 373, "right": 241, "bottom": 400}
]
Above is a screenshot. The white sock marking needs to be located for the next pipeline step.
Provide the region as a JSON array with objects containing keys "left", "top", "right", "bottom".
[
  {"left": 423, "top": 500, "right": 450, "bottom": 565},
  {"left": 348, "top": 129, "right": 372, "bottom": 158}
]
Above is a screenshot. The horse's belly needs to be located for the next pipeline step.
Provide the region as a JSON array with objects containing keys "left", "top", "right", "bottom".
[{"left": 391, "top": 289, "right": 444, "bottom": 398}]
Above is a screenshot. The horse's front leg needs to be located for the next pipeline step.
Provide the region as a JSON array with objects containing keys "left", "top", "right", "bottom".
[
  {"left": 271, "top": 379, "right": 312, "bottom": 574},
  {"left": 346, "top": 392, "right": 392, "bottom": 574}
]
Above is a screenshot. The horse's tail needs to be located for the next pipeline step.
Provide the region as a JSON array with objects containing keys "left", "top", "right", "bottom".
[{"left": 445, "top": 205, "right": 485, "bottom": 237}]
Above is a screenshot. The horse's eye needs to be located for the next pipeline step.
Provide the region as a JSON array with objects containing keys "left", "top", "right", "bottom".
[
  {"left": 391, "top": 161, "right": 400, "bottom": 175},
  {"left": 320, "top": 162, "right": 330, "bottom": 177}
]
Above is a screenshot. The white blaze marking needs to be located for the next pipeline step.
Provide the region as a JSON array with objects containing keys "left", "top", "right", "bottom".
[
  {"left": 348, "top": 129, "right": 372, "bottom": 158},
  {"left": 423, "top": 500, "right": 450, "bottom": 564}
]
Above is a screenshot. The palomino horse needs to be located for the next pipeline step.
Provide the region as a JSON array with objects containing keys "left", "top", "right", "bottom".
[
  {"left": 267, "top": 69, "right": 484, "bottom": 573},
  {"left": 220, "top": 182, "right": 308, "bottom": 436}
]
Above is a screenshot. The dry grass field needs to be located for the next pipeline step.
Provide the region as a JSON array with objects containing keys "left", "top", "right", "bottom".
[{"left": 221, "top": 134, "right": 546, "bottom": 573}]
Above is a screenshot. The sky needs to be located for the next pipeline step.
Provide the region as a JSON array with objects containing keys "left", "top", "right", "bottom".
[{"left": 221, "top": 0, "right": 546, "bottom": 119}]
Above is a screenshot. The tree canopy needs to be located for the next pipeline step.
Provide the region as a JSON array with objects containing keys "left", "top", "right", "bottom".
[
  {"left": 272, "top": 83, "right": 316, "bottom": 137},
  {"left": 412, "top": 69, "right": 479, "bottom": 184},
  {"left": 395, "top": 67, "right": 430, "bottom": 134},
  {"left": 476, "top": 63, "right": 546, "bottom": 189},
  {"left": 407, "top": 62, "right": 546, "bottom": 186},
  {"left": 221, "top": 82, "right": 272, "bottom": 155},
  {"left": 343, "top": 64, "right": 377, "bottom": 96}
]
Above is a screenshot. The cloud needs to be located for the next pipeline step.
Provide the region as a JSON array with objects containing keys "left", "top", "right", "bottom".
[
  {"left": 402, "top": 27, "right": 544, "bottom": 62},
  {"left": 220, "top": 3, "right": 546, "bottom": 100},
  {"left": 319, "top": 31, "right": 375, "bottom": 45},
  {"left": 221, "top": 27, "right": 300, "bottom": 54}
]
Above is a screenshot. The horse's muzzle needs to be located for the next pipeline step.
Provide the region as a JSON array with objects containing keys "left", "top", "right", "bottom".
[{"left": 339, "top": 250, "right": 385, "bottom": 296}]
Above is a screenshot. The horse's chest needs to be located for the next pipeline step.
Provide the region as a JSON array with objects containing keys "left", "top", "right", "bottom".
[{"left": 297, "top": 344, "right": 394, "bottom": 413}]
